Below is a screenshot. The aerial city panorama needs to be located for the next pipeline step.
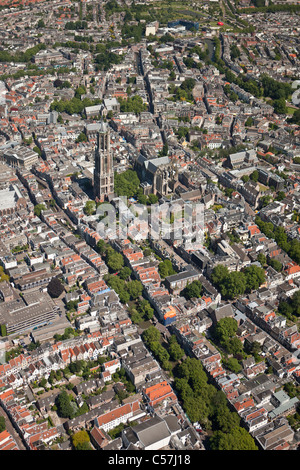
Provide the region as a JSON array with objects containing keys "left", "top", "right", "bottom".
[{"left": 0, "top": 0, "right": 299, "bottom": 455}]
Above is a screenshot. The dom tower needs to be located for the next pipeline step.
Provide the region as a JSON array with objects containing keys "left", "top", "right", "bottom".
[{"left": 94, "top": 121, "right": 114, "bottom": 201}]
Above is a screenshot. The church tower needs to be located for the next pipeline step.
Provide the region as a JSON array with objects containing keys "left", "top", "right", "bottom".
[{"left": 94, "top": 121, "right": 114, "bottom": 201}]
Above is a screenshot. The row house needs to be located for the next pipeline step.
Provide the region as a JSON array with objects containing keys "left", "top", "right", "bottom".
[
  {"left": 216, "top": 373, "right": 240, "bottom": 392},
  {"left": 142, "top": 380, "right": 177, "bottom": 410},
  {"left": 74, "top": 378, "right": 104, "bottom": 396},
  {"left": 233, "top": 396, "right": 255, "bottom": 414},
  {"left": 59, "top": 339, "right": 104, "bottom": 365},
  {"left": 279, "top": 325, "right": 300, "bottom": 351},
  {"left": 0, "top": 353, "right": 29, "bottom": 380},
  {"left": 240, "top": 406, "right": 268, "bottom": 430},
  {"left": 0, "top": 430, "right": 19, "bottom": 450},
  {"left": 6, "top": 373, "right": 23, "bottom": 389},
  {"left": 0, "top": 387, "right": 60, "bottom": 449},
  {"left": 94, "top": 397, "right": 142, "bottom": 433},
  {"left": 23, "top": 352, "right": 64, "bottom": 383},
  {"left": 242, "top": 357, "right": 267, "bottom": 379},
  {"left": 102, "top": 359, "right": 121, "bottom": 376},
  {"left": 28, "top": 427, "right": 60, "bottom": 450}
]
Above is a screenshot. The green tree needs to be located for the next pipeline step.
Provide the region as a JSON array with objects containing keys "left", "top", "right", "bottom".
[
  {"left": 0, "top": 324, "right": 7, "bottom": 337},
  {"left": 250, "top": 170, "right": 259, "bottom": 183},
  {"left": 106, "top": 251, "right": 124, "bottom": 272},
  {"left": 75, "top": 132, "right": 88, "bottom": 143},
  {"left": 119, "top": 266, "right": 132, "bottom": 280},
  {"left": 214, "top": 317, "right": 238, "bottom": 343},
  {"left": 118, "top": 95, "right": 147, "bottom": 114},
  {"left": 142, "top": 326, "right": 161, "bottom": 345},
  {"left": 223, "top": 357, "right": 242, "bottom": 374},
  {"left": 34, "top": 203, "right": 46, "bottom": 217},
  {"left": 158, "top": 259, "right": 175, "bottom": 278},
  {"left": 211, "top": 264, "right": 229, "bottom": 287},
  {"left": 168, "top": 335, "right": 184, "bottom": 361},
  {"left": 37, "top": 19, "right": 45, "bottom": 28},
  {"left": 181, "top": 280, "right": 203, "bottom": 300},
  {"left": 243, "top": 265, "right": 265, "bottom": 292},
  {"left": 244, "top": 117, "right": 253, "bottom": 127},
  {"left": 127, "top": 280, "right": 143, "bottom": 300},
  {"left": 72, "top": 430, "right": 92, "bottom": 450},
  {"left": 258, "top": 253, "right": 269, "bottom": 269},
  {"left": 147, "top": 194, "right": 159, "bottom": 205},
  {"left": 114, "top": 170, "right": 140, "bottom": 198},
  {"left": 0, "top": 266, "right": 9, "bottom": 283},
  {"left": 83, "top": 200, "right": 96, "bottom": 216},
  {"left": 275, "top": 191, "right": 286, "bottom": 201},
  {"left": 214, "top": 405, "right": 240, "bottom": 433},
  {"left": 290, "top": 108, "right": 300, "bottom": 126},
  {"left": 220, "top": 271, "right": 246, "bottom": 300},
  {"left": 47, "top": 277, "right": 64, "bottom": 298},
  {"left": 56, "top": 391, "right": 74, "bottom": 419},
  {"left": 209, "top": 427, "right": 258, "bottom": 450},
  {"left": 137, "top": 299, "right": 154, "bottom": 320},
  {"left": 273, "top": 98, "right": 287, "bottom": 115},
  {"left": 0, "top": 416, "right": 5, "bottom": 432},
  {"left": 267, "top": 258, "right": 282, "bottom": 272},
  {"left": 74, "top": 85, "right": 87, "bottom": 98}
]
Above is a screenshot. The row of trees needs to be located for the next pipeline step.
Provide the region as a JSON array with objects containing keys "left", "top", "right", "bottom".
[
  {"left": 96, "top": 241, "right": 145, "bottom": 302},
  {"left": 129, "top": 298, "right": 154, "bottom": 324},
  {"left": 211, "top": 317, "right": 247, "bottom": 368},
  {"left": 239, "top": 3, "right": 300, "bottom": 14},
  {"left": 97, "top": 240, "right": 125, "bottom": 272},
  {"left": 278, "top": 290, "right": 300, "bottom": 322},
  {"left": 0, "top": 416, "right": 5, "bottom": 433},
  {"left": 118, "top": 95, "right": 147, "bottom": 114},
  {"left": 65, "top": 20, "right": 88, "bottom": 30},
  {"left": 0, "top": 266, "right": 9, "bottom": 283},
  {"left": 0, "top": 43, "right": 46, "bottom": 63},
  {"left": 142, "top": 326, "right": 184, "bottom": 370},
  {"left": 218, "top": 62, "right": 293, "bottom": 115},
  {"left": 255, "top": 216, "right": 300, "bottom": 265},
  {"left": 50, "top": 96, "right": 101, "bottom": 117},
  {"left": 289, "top": 108, "right": 300, "bottom": 126},
  {"left": 211, "top": 264, "right": 266, "bottom": 300},
  {"left": 173, "top": 357, "right": 257, "bottom": 449},
  {"left": 104, "top": 274, "right": 143, "bottom": 304}
]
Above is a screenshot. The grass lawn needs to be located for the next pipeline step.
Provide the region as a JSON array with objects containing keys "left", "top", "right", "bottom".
[
  {"left": 287, "top": 107, "right": 296, "bottom": 115},
  {"left": 258, "top": 183, "right": 268, "bottom": 192}
]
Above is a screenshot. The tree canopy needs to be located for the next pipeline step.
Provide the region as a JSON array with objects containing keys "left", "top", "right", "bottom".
[
  {"left": 180, "top": 280, "right": 203, "bottom": 300},
  {"left": 209, "top": 427, "right": 258, "bottom": 450},
  {"left": 114, "top": 169, "right": 141, "bottom": 198},
  {"left": 47, "top": 277, "right": 64, "bottom": 298},
  {"left": 211, "top": 264, "right": 265, "bottom": 299},
  {"left": 158, "top": 259, "right": 176, "bottom": 278}
]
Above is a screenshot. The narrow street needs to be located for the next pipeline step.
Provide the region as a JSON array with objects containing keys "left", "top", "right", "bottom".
[{"left": 0, "top": 405, "right": 27, "bottom": 450}]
